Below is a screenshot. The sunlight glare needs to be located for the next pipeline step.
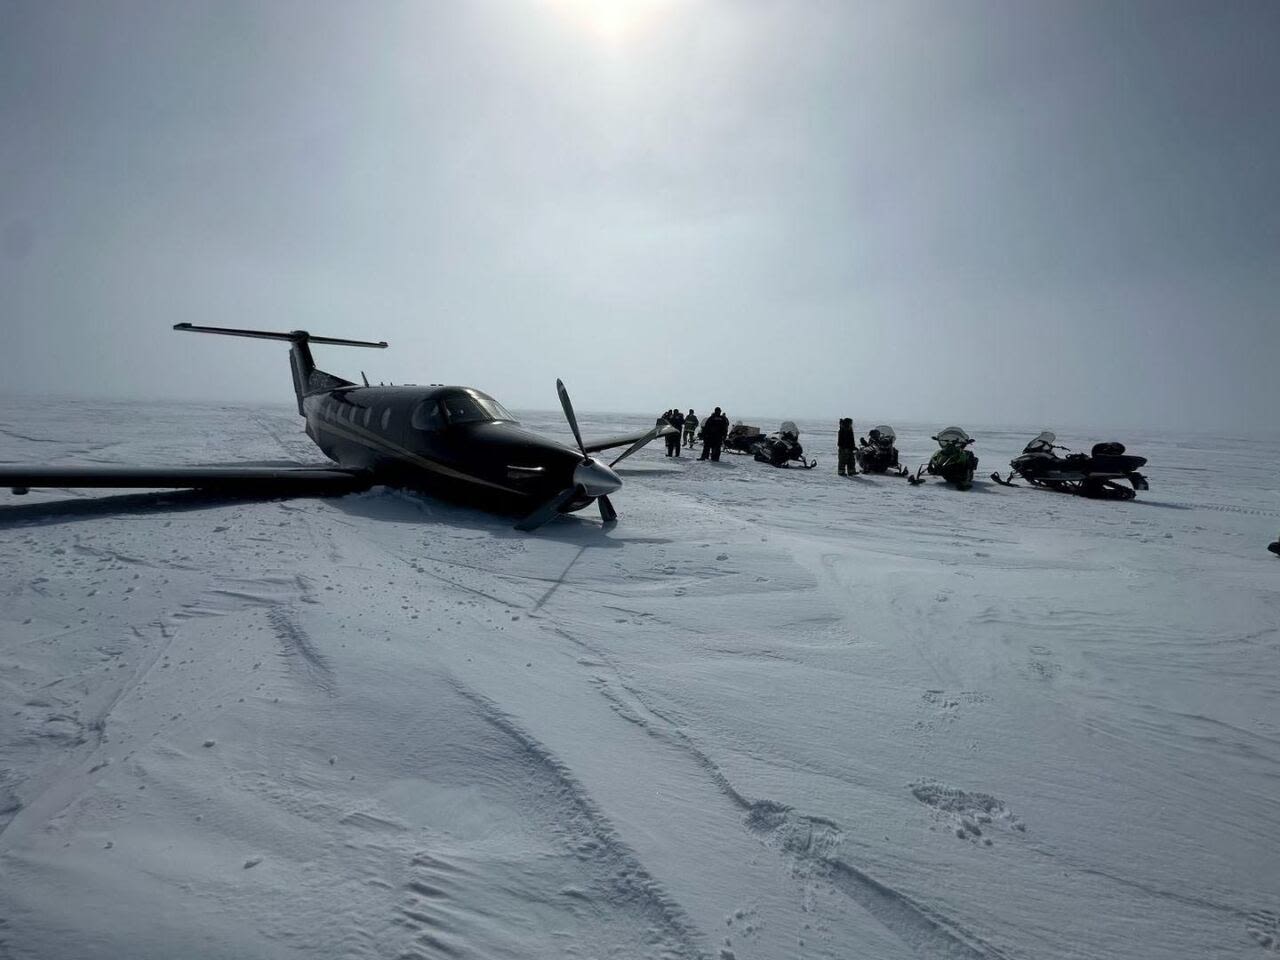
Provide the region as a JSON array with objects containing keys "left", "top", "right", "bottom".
[{"left": 547, "top": 0, "right": 675, "bottom": 44}]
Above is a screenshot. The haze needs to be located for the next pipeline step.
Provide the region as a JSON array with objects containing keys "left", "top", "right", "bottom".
[{"left": 2, "top": 0, "right": 1277, "bottom": 432}]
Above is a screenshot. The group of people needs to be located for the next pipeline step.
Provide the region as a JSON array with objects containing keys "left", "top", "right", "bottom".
[{"left": 658, "top": 407, "right": 731, "bottom": 461}]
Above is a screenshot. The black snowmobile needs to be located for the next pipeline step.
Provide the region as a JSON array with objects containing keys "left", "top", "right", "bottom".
[
  {"left": 991, "top": 431, "right": 1149, "bottom": 500},
  {"left": 752, "top": 422, "right": 817, "bottom": 469},
  {"left": 855, "top": 425, "right": 908, "bottom": 476},
  {"left": 907, "top": 427, "right": 978, "bottom": 489}
]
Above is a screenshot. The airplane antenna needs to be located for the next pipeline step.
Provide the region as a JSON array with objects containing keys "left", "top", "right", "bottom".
[{"left": 361, "top": 371, "right": 369, "bottom": 387}]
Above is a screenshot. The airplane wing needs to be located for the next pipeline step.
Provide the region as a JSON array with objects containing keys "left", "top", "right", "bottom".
[{"left": 1, "top": 465, "right": 373, "bottom": 496}]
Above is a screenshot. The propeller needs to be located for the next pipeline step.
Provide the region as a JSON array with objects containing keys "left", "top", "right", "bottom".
[
  {"left": 556, "top": 379, "right": 586, "bottom": 457},
  {"left": 514, "top": 486, "right": 580, "bottom": 532},
  {"left": 609, "top": 423, "right": 672, "bottom": 468},
  {"left": 597, "top": 494, "right": 618, "bottom": 524},
  {"left": 513, "top": 379, "right": 621, "bottom": 530},
  {"left": 557, "top": 379, "right": 620, "bottom": 525}
]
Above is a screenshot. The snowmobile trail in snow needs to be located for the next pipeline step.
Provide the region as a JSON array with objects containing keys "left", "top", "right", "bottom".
[{"left": 1, "top": 402, "right": 1278, "bottom": 959}]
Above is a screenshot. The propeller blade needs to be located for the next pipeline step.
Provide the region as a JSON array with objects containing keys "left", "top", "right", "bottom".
[
  {"left": 556, "top": 379, "right": 586, "bottom": 456},
  {"left": 609, "top": 424, "right": 667, "bottom": 468},
  {"left": 597, "top": 495, "right": 618, "bottom": 525},
  {"left": 514, "top": 486, "right": 579, "bottom": 532}
]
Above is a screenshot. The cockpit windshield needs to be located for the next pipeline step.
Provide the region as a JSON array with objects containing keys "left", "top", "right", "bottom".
[{"left": 439, "top": 392, "right": 516, "bottom": 425}]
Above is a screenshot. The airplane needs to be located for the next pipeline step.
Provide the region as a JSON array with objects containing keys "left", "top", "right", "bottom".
[{"left": 0, "top": 324, "right": 674, "bottom": 531}]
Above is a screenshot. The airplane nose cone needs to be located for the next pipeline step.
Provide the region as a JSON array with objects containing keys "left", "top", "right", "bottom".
[{"left": 573, "top": 459, "right": 622, "bottom": 497}]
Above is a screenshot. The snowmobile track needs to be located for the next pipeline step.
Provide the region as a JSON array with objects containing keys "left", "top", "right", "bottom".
[
  {"left": 444, "top": 677, "right": 708, "bottom": 959},
  {"left": 1154, "top": 500, "right": 1280, "bottom": 519},
  {"left": 589, "top": 672, "right": 1014, "bottom": 960},
  {"left": 267, "top": 606, "right": 336, "bottom": 697}
]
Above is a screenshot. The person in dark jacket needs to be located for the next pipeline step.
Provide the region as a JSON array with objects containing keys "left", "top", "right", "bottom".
[
  {"left": 683, "top": 409, "right": 698, "bottom": 448},
  {"left": 699, "top": 407, "right": 729, "bottom": 461},
  {"left": 837, "top": 418, "right": 857, "bottom": 476},
  {"left": 666, "top": 408, "right": 685, "bottom": 456}
]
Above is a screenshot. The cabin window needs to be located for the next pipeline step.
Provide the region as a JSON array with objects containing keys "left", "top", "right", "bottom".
[
  {"left": 381, "top": 408, "right": 391, "bottom": 430},
  {"left": 362, "top": 407, "right": 371, "bottom": 427},
  {"left": 411, "top": 400, "right": 446, "bottom": 431}
]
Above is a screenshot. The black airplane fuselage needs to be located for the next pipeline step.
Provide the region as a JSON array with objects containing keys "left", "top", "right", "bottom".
[{"left": 303, "top": 384, "right": 601, "bottom": 513}]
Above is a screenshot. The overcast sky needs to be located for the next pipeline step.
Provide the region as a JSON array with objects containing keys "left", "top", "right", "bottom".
[{"left": 2, "top": 0, "right": 1277, "bottom": 432}]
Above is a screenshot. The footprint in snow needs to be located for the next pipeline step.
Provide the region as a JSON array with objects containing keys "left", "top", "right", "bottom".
[
  {"left": 1247, "top": 910, "right": 1280, "bottom": 952},
  {"left": 910, "top": 780, "right": 1025, "bottom": 844}
]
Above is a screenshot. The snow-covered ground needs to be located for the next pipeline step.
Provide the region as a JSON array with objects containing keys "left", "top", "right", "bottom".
[{"left": 1, "top": 398, "right": 1278, "bottom": 960}]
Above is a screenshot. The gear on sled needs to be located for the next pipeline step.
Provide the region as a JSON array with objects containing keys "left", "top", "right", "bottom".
[
  {"left": 723, "top": 422, "right": 767, "bottom": 455},
  {"left": 725, "top": 421, "right": 816, "bottom": 468},
  {"left": 752, "top": 422, "right": 816, "bottom": 468},
  {"left": 907, "top": 427, "right": 978, "bottom": 489},
  {"left": 990, "top": 431, "right": 1149, "bottom": 500}
]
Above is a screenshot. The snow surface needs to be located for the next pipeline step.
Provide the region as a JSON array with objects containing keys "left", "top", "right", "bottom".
[{"left": 1, "top": 398, "right": 1278, "bottom": 959}]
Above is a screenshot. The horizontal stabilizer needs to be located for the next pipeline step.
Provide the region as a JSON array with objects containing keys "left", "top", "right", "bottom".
[
  {"left": 173, "top": 323, "right": 387, "bottom": 349},
  {"left": 3, "top": 465, "right": 372, "bottom": 496}
]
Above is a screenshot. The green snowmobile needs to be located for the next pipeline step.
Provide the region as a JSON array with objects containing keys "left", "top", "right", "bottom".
[{"left": 907, "top": 426, "right": 979, "bottom": 490}]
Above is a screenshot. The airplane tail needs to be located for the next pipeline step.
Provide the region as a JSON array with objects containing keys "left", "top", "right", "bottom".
[{"left": 174, "top": 323, "right": 388, "bottom": 415}]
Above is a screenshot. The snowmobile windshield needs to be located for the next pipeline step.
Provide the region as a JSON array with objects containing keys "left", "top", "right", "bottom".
[
  {"left": 779, "top": 421, "right": 799, "bottom": 440},
  {"left": 934, "top": 427, "right": 971, "bottom": 447},
  {"left": 1024, "top": 431, "right": 1056, "bottom": 454},
  {"left": 872, "top": 425, "right": 895, "bottom": 444}
]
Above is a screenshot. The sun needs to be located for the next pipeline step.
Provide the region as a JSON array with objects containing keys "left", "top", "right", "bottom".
[{"left": 546, "top": 0, "right": 674, "bottom": 44}]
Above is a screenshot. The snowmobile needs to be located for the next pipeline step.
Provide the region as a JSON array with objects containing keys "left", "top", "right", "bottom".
[
  {"left": 855, "top": 425, "right": 909, "bottom": 476},
  {"left": 991, "top": 431, "right": 1149, "bottom": 500},
  {"left": 1269, "top": 539, "right": 1280, "bottom": 557},
  {"left": 907, "top": 427, "right": 978, "bottom": 489},
  {"left": 744, "top": 421, "right": 817, "bottom": 469}
]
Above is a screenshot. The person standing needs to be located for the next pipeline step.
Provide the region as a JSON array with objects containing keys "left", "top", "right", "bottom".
[
  {"left": 700, "top": 407, "right": 729, "bottom": 461},
  {"left": 837, "top": 418, "right": 857, "bottom": 476},
  {"left": 667, "top": 408, "right": 685, "bottom": 456},
  {"left": 683, "top": 409, "right": 698, "bottom": 448}
]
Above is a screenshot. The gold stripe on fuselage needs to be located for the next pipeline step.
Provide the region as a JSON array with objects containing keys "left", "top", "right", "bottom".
[{"left": 310, "top": 410, "right": 524, "bottom": 496}]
